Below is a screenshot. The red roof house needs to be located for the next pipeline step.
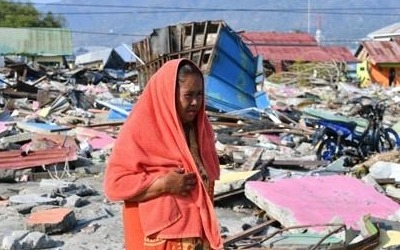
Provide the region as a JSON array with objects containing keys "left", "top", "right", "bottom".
[{"left": 239, "top": 32, "right": 357, "bottom": 74}]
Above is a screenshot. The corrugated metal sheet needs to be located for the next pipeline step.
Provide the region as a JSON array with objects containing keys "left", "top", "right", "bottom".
[
  {"left": 358, "top": 40, "right": 400, "bottom": 64},
  {"left": 321, "top": 46, "right": 358, "bottom": 62},
  {"left": 0, "top": 148, "right": 77, "bottom": 170},
  {"left": 75, "top": 48, "right": 112, "bottom": 65},
  {"left": 114, "top": 44, "right": 137, "bottom": 63},
  {"left": 241, "top": 31, "right": 356, "bottom": 63},
  {"left": 240, "top": 32, "right": 318, "bottom": 46},
  {"left": 0, "top": 27, "right": 72, "bottom": 56},
  {"left": 248, "top": 46, "right": 356, "bottom": 62},
  {"left": 205, "top": 24, "right": 258, "bottom": 112}
]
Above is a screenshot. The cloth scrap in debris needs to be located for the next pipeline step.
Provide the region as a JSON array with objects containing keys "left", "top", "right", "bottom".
[
  {"left": 0, "top": 122, "right": 8, "bottom": 135},
  {"left": 245, "top": 175, "right": 400, "bottom": 232}
]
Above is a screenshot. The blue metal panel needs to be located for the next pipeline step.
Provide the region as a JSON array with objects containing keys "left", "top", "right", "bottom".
[
  {"left": 205, "top": 75, "right": 255, "bottom": 112},
  {"left": 107, "top": 103, "right": 133, "bottom": 120},
  {"left": 205, "top": 26, "right": 258, "bottom": 112}
]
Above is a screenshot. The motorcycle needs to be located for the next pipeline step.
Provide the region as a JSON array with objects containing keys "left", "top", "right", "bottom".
[{"left": 311, "top": 96, "right": 400, "bottom": 165}]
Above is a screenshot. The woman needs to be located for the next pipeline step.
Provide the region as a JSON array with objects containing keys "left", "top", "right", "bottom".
[{"left": 104, "top": 59, "right": 223, "bottom": 250}]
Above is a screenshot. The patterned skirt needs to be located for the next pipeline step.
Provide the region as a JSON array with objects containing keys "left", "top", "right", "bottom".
[{"left": 143, "top": 237, "right": 210, "bottom": 250}]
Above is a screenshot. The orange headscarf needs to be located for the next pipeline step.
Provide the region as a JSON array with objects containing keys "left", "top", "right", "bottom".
[{"left": 104, "top": 59, "right": 222, "bottom": 249}]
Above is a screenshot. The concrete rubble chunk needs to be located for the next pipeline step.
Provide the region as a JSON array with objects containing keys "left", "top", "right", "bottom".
[
  {"left": 26, "top": 207, "right": 76, "bottom": 234},
  {"left": 80, "top": 223, "right": 100, "bottom": 234},
  {"left": 63, "top": 194, "right": 84, "bottom": 208},
  {"left": 0, "top": 169, "right": 15, "bottom": 183},
  {"left": 9, "top": 194, "right": 58, "bottom": 206},
  {"left": 12, "top": 203, "right": 37, "bottom": 215},
  {"left": 1, "top": 230, "right": 59, "bottom": 250},
  {"left": 39, "top": 179, "right": 76, "bottom": 192},
  {"left": 0, "top": 207, "right": 25, "bottom": 243},
  {"left": 369, "top": 161, "right": 400, "bottom": 181}
]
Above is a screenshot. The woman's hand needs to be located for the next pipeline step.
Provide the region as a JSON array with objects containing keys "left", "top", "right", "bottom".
[
  {"left": 163, "top": 168, "right": 197, "bottom": 196},
  {"left": 127, "top": 168, "right": 198, "bottom": 202}
]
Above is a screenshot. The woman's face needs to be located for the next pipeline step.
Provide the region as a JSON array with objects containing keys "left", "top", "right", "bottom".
[{"left": 175, "top": 73, "right": 204, "bottom": 124}]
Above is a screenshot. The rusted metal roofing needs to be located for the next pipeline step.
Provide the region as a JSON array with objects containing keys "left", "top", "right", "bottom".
[
  {"left": 0, "top": 148, "right": 77, "bottom": 170},
  {"left": 241, "top": 31, "right": 356, "bottom": 63},
  {"left": 357, "top": 40, "right": 400, "bottom": 64},
  {"left": 322, "top": 46, "right": 358, "bottom": 62},
  {"left": 239, "top": 32, "right": 318, "bottom": 46},
  {"left": 248, "top": 45, "right": 357, "bottom": 62},
  {"left": 0, "top": 27, "right": 73, "bottom": 56}
]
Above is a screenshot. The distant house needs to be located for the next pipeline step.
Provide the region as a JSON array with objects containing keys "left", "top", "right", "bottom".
[
  {"left": 75, "top": 47, "right": 113, "bottom": 69},
  {"left": 0, "top": 27, "right": 73, "bottom": 68},
  {"left": 353, "top": 23, "right": 400, "bottom": 88},
  {"left": 367, "top": 22, "right": 400, "bottom": 41},
  {"left": 239, "top": 31, "right": 357, "bottom": 77},
  {"left": 355, "top": 39, "right": 400, "bottom": 88}
]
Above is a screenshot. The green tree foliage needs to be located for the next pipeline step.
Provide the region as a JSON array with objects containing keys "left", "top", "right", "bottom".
[{"left": 0, "top": 0, "right": 65, "bottom": 28}]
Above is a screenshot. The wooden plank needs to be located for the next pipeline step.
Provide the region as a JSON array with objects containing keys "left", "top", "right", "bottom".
[
  {"left": 214, "top": 188, "right": 243, "bottom": 203},
  {"left": 266, "top": 159, "right": 329, "bottom": 170},
  {"left": 232, "top": 127, "right": 315, "bottom": 136},
  {"left": 0, "top": 132, "right": 33, "bottom": 144},
  {"left": 82, "top": 120, "right": 125, "bottom": 128},
  {"left": 206, "top": 111, "right": 256, "bottom": 123},
  {"left": 241, "top": 147, "right": 264, "bottom": 171}
]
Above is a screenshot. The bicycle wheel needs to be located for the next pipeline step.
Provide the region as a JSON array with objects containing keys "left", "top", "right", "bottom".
[
  {"left": 316, "top": 138, "right": 342, "bottom": 161},
  {"left": 375, "top": 128, "right": 400, "bottom": 152}
]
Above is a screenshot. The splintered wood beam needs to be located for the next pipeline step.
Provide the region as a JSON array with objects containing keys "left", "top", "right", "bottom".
[
  {"left": 214, "top": 188, "right": 244, "bottom": 203},
  {"left": 261, "top": 159, "right": 329, "bottom": 170},
  {"left": 241, "top": 147, "right": 264, "bottom": 171}
]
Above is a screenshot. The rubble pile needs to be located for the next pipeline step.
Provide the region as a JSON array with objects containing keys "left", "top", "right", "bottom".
[{"left": 1, "top": 57, "right": 400, "bottom": 249}]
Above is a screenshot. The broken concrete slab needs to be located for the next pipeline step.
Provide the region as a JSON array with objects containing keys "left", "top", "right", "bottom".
[
  {"left": 62, "top": 194, "right": 84, "bottom": 208},
  {"left": 12, "top": 203, "right": 37, "bottom": 215},
  {"left": 9, "top": 194, "right": 58, "bottom": 206},
  {"left": 39, "top": 178, "right": 76, "bottom": 192},
  {"left": 369, "top": 161, "right": 400, "bottom": 181},
  {"left": 245, "top": 175, "right": 400, "bottom": 232},
  {"left": 26, "top": 207, "right": 76, "bottom": 234},
  {"left": 1, "top": 230, "right": 59, "bottom": 250},
  {"left": 0, "top": 207, "right": 25, "bottom": 244}
]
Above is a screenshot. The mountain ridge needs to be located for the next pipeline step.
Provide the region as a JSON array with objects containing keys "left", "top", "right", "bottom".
[{"left": 38, "top": 0, "right": 400, "bottom": 49}]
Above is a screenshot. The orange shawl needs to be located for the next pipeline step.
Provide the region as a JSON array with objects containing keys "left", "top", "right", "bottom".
[{"left": 104, "top": 59, "right": 222, "bottom": 249}]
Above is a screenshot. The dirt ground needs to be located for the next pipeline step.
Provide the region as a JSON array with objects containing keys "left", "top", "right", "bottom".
[{"left": 0, "top": 172, "right": 253, "bottom": 250}]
